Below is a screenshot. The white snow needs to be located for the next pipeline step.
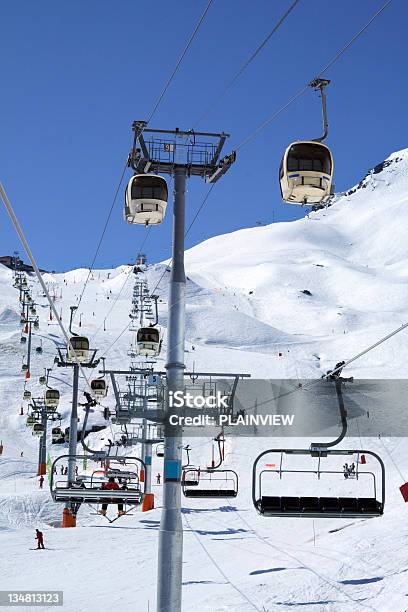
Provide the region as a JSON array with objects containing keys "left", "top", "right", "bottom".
[{"left": 1, "top": 149, "right": 408, "bottom": 611}]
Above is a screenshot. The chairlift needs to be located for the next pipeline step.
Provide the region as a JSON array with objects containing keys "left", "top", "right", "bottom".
[
  {"left": 50, "top": 455, "right": 146, "bottom": 519},
  {"left": 67, "top": 336, "right": 89, "bottom": 362},
  {"left": 124, "top": 174, "right": 168, "bottom": 225},
  {"left": 32, "top": 423, "right": 45, "bottom": 437},
  {"left": 136, "top": 327, "right": 161, "bottom": 357},
  {"left": 90, "top": 378, "right": 108, "bottom": 397},
  {"left": 156, "top": 443, "right": 164, "bottom": 458},
  {"left": 182, "top": 469, "right": 238, "bottom": 498},
  {"left": 45, "top": 388, "right": 60, "bottom": 408},
  {"left": 252, "top": 449, "right": 385, "bottom": 519}
]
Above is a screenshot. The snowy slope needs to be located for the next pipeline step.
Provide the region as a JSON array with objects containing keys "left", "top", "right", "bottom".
[{"left": 1, "top": 149, "right": 408, "bottom": 611}]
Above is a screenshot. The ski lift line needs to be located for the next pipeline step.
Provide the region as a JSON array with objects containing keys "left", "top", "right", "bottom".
[
  {"left": 0, "top": 182, "right": 97, "bottom": 398},
  {"left": 240, "top": 320, "right": 408, "bottom": 414},
  {"left": 235, "top": 0, "right": 394, "bottom": 151},
  {"left": 99, "top": 182, "right": 217, "bottom": 360},
  {"left": 378, "top": 437, "right": 406, "bottom": 482},
  {"left": 145, "top": 0, "right": 215, "bottom": 125},
  {"left": 90, "top": 226, "right": 153, "bottom": 344},
  {"left": 74, "top": 160, "right": 128, "bottom": 316},
  {"left": 192, "top": 0, "right": 301, "bottom": 129},
  {"left": 182, "top": 512, "right": 263, "bottom": 612}
]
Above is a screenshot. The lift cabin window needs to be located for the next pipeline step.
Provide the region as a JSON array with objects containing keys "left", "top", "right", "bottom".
[
  {"left": 287, "top": 143, "right": 332, "bottom": 174},
  {"left": 131, "top": 177, "right": 168, "bottom": 201}
]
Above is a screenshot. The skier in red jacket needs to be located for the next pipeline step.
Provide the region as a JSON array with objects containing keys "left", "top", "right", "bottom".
[{"left": 99, "top": 477, "right": 124, "bottom": 517}]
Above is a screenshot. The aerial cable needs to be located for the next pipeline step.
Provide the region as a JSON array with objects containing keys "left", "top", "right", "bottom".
[
  {"left": 0, "top": 182, "right": 96, "bottom": 398},
  {"left": 74, "top": 160, "right": 128, "bottom": 316},
  {"left": 192, "top": 0, "right": 301, "bottom": 128},
  {"left": 236, "top": 0, "right": 394, "bottom": 150},
  {"left": 145, "top": 0, "right": 215, "bottom": 125},
  {"left": 99, "top": 184, "right": 218, "bottom": 360},
  {"left": 90, "top": 226, "right": 152, "bottom": 343}
]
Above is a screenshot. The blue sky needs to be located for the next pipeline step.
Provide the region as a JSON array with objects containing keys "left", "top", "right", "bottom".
[{"left": 0, "top": 0, "right": 406, "bottom": 271}]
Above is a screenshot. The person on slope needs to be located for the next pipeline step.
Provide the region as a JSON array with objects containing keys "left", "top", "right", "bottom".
[
  {"left": 35, "top": 529, "right": 45, "bottom": 550},
  {"left": 98, "top": 477, "right": 124, "bottom": 517},
  {"left": 39, "top": 475, "right": 44, "bottom": 489},
  {"left": 156, "top": 473, "right": 161, "bottom": 485}
]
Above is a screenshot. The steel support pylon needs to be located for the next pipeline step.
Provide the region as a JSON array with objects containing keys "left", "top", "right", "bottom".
[{"left": 157, "top": 167, "right": 186, "bottom": 612}]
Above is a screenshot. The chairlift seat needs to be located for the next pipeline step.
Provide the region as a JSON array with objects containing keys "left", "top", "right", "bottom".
[
  {"left": 53, "top": 486, "right": 143, "bottom": 504},
  {"left": 183, "top": 489, "right": 237, "bottom": 498},
  {"left": 256, "top": 495, "right": 383, "bottom": 518}
]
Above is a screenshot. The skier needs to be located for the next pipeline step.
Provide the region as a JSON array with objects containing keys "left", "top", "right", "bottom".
[
  {"left": 20, "top": 451, "right": 23, "bottom": 458},
  {"left": 64, "top": 467, "right": 68, "bottom": 476},
  {"left": 39, "top": 475, "right": 44, "bottom": 489},
  {"left": 348, "top": 463, "right": 356, "bottom": 477},
  {"left": 35, "top": 529, "right": 45, "bottom": 550},
  {"left": 75, "top": 466, "right": 79, "bottom": 476},
  {"left": 156, "top": 473, "right": 161, "bottom": 485},
  {"left": 60, "top": 465, "right": 64, "bottom": 475},
  {"left": 98, "top": 477, "right": 124, "bottom": 517},
  {"left": 343, "top": 463, "right": 349, "bottom": 479}
]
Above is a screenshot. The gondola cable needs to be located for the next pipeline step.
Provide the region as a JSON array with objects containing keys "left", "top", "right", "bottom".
[
  {"left": 235, "top": 0, "right": 394, "bottom": 151},
  {"left": 192, "top": 0, "right": 301, "bottom": 128}
]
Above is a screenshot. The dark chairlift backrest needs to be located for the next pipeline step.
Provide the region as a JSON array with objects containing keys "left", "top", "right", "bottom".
[
  {"left": 182, "top": 468, "right": 238, "bottom": 498},
  {"left": 252, "top": 449, "right": 385, "bottom": 519}
]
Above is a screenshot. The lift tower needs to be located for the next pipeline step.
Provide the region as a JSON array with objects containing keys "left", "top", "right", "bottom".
[{"left": 128, "top": 122, "right": 236, "bottom": 612}]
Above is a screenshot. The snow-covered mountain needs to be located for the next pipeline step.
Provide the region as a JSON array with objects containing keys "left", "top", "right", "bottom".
[{"left": 1, "top": 148, "right": 408, "bottom": 611}]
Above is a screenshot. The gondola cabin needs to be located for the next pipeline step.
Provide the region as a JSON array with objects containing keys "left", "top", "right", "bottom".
[
  {"left": 23, "top": 390, "right": 31, "bottom": 400},
  {"left": 91, "top": 378, "right": 108, "bottom": 397},
  {"left": 124, "top": 174, "right": 168, "bottom": 225},
  {"left": 67, "top": 336, "right": 89, "bottom": 363},
  {"left": 32, "top": 423, "right": 45, "bottom": 438},
  {"left": 26, "top": 416, "right": 36, "bottom": 428},
  {"left": 45, "top": 389, "right": 60, "bottom": 408},
  {"left": 20, "top": 336, "right": 27, "bottom": 344},
  {"left": 279, "top": 141, "right": 334, "bottom": 205},
  {"left": 136, "top": 327, "right": 161, "bottom": 357},
  {"left": 52, "top": 427, "right": 64, "bottom": 444},
  {"left": 39, "top": 376, "right": 46, "bottom": 385}
]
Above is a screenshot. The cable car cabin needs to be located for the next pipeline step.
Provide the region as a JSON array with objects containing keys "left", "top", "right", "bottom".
[
  {"left": 124, "top": 174, "right": 168, "bottom": 225},
  {"left": 45, "top": 389, "right": 60, "bottom": 408},
  {"left": 32, "top": 423, "right": 45, "bottom": 438},
  {"left": 91, "top": 379, "right": 108, "bottom": 397},
  {"left": 156, "top": 443, "right": 164, "bottom": 458},
  {"left": 67, "top": 336, "right": 89, "bottom": 363},
  {"left": 136, "top": 327, "right": 161, "bottom": 357},
  {"left": 23, "top": 390, "right": 31, "bottom": 400},
  {"left": 26, "top": 416, "right": 36, "bottom": 428},
  {"left": 279, "top": 141, "right": 334, "bottom": 205},
  {"left": 182, "top": 469, "right": 239, "bottom": 498},
  {"left": 252, "top": 449, "right": 385, "bottom": 519},
  {"left": 51, "top": 427, "right": 64, "bottom": 444}
]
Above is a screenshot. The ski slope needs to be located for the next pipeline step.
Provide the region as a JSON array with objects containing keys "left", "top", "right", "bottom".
[{"left": 1, "top": 149, "right": 408, "bottom": 611}]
